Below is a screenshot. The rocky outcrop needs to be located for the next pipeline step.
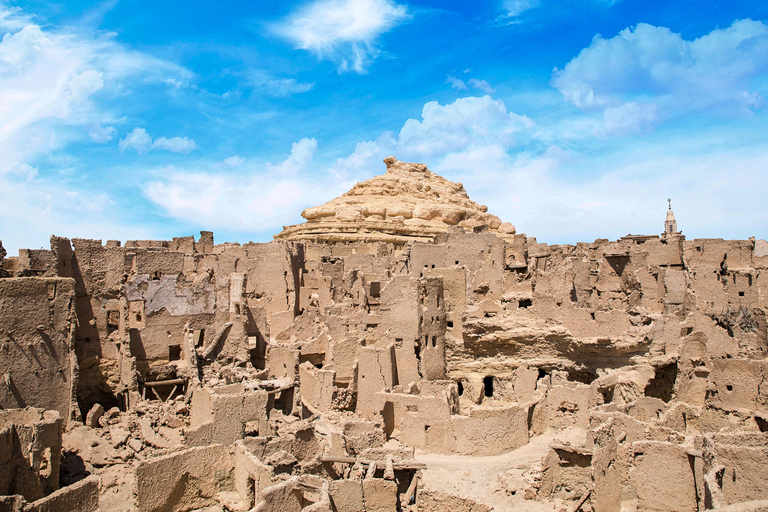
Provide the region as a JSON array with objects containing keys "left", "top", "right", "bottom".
[{"left": 274, "top": 156, "right": 515, "bottom": 244}]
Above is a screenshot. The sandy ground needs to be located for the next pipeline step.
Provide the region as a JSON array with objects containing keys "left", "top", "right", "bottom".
[{"left": 415, "top": 427, "right": 587, "bottom": 512}]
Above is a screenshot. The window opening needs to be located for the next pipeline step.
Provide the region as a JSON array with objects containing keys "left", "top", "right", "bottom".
[{"left": 483, "top": 376, "right": 494, "bottom": 398}]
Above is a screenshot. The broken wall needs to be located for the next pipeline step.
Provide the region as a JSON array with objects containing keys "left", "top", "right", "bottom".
[{"left": 0, "top": 278, "right": 76, "bottom": 425}]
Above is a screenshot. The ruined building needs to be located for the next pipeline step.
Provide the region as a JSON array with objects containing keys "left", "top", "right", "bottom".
[{"left": 1, "top": 157, "right": 767, "bottom": 512}]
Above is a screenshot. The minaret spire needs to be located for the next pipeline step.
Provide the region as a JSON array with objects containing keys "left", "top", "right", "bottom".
[{"left": 662, "top": 199, "right": 679, "bottom": 240}]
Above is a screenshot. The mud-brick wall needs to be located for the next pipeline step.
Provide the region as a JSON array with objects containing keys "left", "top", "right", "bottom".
[
  {"left": 0, "top": 277, "right": 76, "bottom": 424},
  {"left": 0, "top": 408, "right": 63, "bottom": 502}
]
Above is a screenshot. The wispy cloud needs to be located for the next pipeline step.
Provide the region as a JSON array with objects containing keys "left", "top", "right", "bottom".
[
  {"left": 143, "top": 138, "right": 342, "bottom": 233},
  {"left": 273, "top": 0, "right": 409, "bottom": 73},
  {"left": 152, "top": 136, "right": 198, "bottom": 154},
  {"left": 223, "top": 156, "right": 244, "bottom": 167},
  {"left": 0, "top": 5, "right": 190, "bottom": 172},
  {"left": 0, "top": 2, "right": 32, "bottom": 31},
  {"left": 119, "top": 127, "right": 198, "bottom": 154},
  {"left": 552, "top": 19, "right": 768, "bottom": 134},
  {"left": 445, "top": 74, "right": 468, "bottom": 91},
  {"left": 0, "top": 3, "right": 192, "bottom": 252},
  {"left": 501, "top": 0, "right": 540, "bottom": 18},
  {"left": 468, "top": 78, "right": 495, "bottom": 94},
  {"left": 88, "top": 123, "right": 117, "bottom": 143},
  {"left": 496, "top": 0, "right": 622, "bottom": 25},
  {"left": 447, "top": 74, "right": 496, "bottom": 94},
  {"left": 247, "top": 72, "right": 315, "bottom": 96}
]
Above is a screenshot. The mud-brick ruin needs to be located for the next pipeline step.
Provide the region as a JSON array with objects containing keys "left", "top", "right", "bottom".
[{"left": 1, "top": 156, "right": 768, "bottom": 512}]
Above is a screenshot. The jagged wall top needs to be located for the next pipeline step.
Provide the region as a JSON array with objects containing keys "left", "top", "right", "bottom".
[{"left": 274, "top": 157, "right": 515, "bottom": 243}]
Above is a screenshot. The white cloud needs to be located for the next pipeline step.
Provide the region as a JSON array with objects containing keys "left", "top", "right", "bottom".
[
  {"left": 0, "top": 3, "right": 31, "bottom": 31},
  {"left": 143, "top": 138, "right": 336, "bottom": 233},
  {"left": 250, "top": 76, "right": 315, "bottom": 97},
  {"left": 223, "top": 156, "right": 244, "bottom": 166},
  {"left": 447, "top": 75, "right": 495, "bottom": 94},
  {"left": 601, "top": 101, "right": 658, "bottom": 133},
  {"left": 2, "top": 161, "right": 38, "bottom": 179},
  {"left": 68, "top": 69, "right": 104, "bottom": 103},
  {"left": 0, "top": 166, "right": 152, "bottom": 254},
  {"left": 266, "top": 138, "right": 318, "bottom": 175},
  {"left": 89, "top": 124, "right": 117, "bottom": 143},
  {"left": 501, "top": 0, "right": 540, "bottom": 17},
  {"left": 329, "top": 95, "right": 537, "bottom": 205},
  {"left": 495, "top": 146, "right": 768, "bottom": 244},
  {"left": 152, "top": 136, "right": 198, "bottom": 154},
  {"left": 396, "top": 96, "right": 535, "bottom": 156},
  {"left": 0, "top": 5, "right": 190, "bottom": 174},
  {"left": 552, "top": 19, "right": 768, "bottom": 133},
  {"left": 0, "top": 3, "right": 197, "bottom": 253},
  {"left": 499, "top": 0, "right": 620, "bottom": 22},
  {"left": 328, "top": 92, "right": 768, "bottom": 244},
  {"left": 468, "top": 78, "right": 495, "bottom": 94},
  {"left": 446, "top": 74, "right": 467, "bottom": 91},
  {"left": 119, "top": 127, "right": 152, "bottom": 153},
  {"left": 119, "top": 127, "right": 198, "bottom": 154},
  {"left": 273, "top": 0, "right": 408, "bottom": 73}
]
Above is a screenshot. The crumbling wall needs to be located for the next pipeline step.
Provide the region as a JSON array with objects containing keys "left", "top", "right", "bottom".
[
  {"left": 21, "top": 475, "right": 99, "bottom": 512},
  {"left": 0, "top": 278, "right": 77, "bottom": 424},
  {"left": 134, "top": 444, "right": 234, "bottom": 512},
  {"left": 0, "top": 408, "right": 63, "bottom": 502},
  {"left": 187, "top": 383, "right": 269, "bottom": 446}
]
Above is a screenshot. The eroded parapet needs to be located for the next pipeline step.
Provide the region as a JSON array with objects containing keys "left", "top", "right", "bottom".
[
  {"left": 19, "top": 475, "right": 99, "bottom": 512},
  {"left": 695, "top": 432, "right": 768, "bottom": 508},
  {"left": 0, "top": 408, "right": 63, "bottom": 502},
  {"left": 187, "top": 382, "right": 269, "bottom": 446},
  {"left": 134, "top": 443, "right": 234, "bottom": 512}
]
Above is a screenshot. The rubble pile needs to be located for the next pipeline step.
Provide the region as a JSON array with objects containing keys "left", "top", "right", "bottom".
[{"left": 1, "top": 158, "right": 767, "bottom": 511}]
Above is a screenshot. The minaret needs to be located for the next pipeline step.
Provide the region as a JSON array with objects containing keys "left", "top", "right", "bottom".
[{"left": 662, "top": 199, "right": 679, "bottom": 240}]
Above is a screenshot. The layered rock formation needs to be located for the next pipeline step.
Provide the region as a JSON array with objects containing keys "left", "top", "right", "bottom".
[{"left": 274, "top": 156, "right": 515, "bottom": 244}]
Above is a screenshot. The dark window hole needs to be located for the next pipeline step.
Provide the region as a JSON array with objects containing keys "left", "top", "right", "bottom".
[
  {"left": 519, "top": 299, "right": 532, "bottom": 309},
  {"left": 644, "top": 363, "right": 678, "bottom": 403},
  {"left": 168, "top": 345, "right": 181, "bottom": 361},
  {"left": 483, "top": 376, "right": 494, "bottom": 398},
  {"left": 568, "top": 370, "right": 598, "bottom": 385},
  {"left": 600, "top": 386, "right": 615, "bottom": 404}
]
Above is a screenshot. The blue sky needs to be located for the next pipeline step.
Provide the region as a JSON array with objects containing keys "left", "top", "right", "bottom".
[{"left": 1, "top": 0, "right": 767, "bottom": 253}]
